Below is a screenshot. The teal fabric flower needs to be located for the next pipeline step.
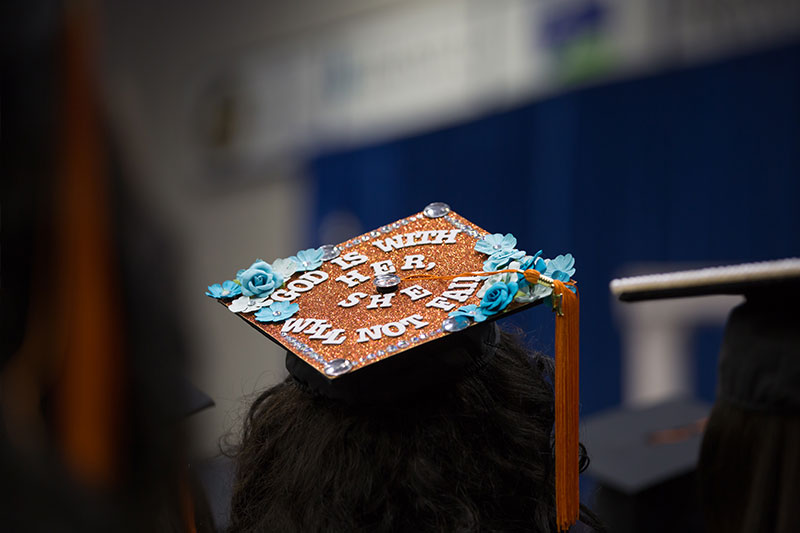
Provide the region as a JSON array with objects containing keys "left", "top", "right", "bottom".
[
  {"left": 237, "top": 260, "right": 284, "bottom": 297},
  {"left": 475, "top": 233, "right": 517, "bottom": 255},
  {"left": 544, "top": 254, "right": 576, "bottom": 282},
  {"left": 483, "top": 248, "right": 525, "bottom": 272},
  {"left": 448, "top": 304, "right": 491, "bottom": 323},
  {"left": 254, "top": 301, "right": 299, "bottom": 323},
  {"left": 479, "top": 281, "right": 519, "bottom": 317},
  {"left": 289, "top": 248, "right": 324, "bottom": 271},
  {"left": 205, "top": 280, "right": 241, "bottom": 299}
]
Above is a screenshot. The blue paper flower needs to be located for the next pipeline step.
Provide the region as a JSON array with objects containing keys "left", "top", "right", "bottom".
[
  {"left": 205, "top": 280, "right": 242, "bottom": 299},
  {"left": 483, "top": 248, "right": 525, "bottom": 272},
  {"left": 254, "top": 301, "right": 299, "bottom": 323},
  {"left": 237, "top": 260, "right": 284, "bottom": 297},
  {"left": 544, "top": 254, "right": 576, "bottom": 282},
  {"left": 513, "top": 281, "right": 552, "bottom": 303},
  {"left": 475, "top": 233, "right": 517, "bottom": 255},
  {"left": 515, "top": 250, "right": 545, "bottom": 283},
  {"left": 228, "top": 295, "right": 272, "bottom": 313},
  {"left": 272, "top": 257, "right": 299, "bottom": 279},
  {"left": 289, "top": 248, "right": 325, "bottom": 271},
  {"left": 449, "top": 304, "right": 491, "bottom": 323},
  {"left": 517, "top": 250, "right": 543, "bottom": 272},
  {"left": 479, "top": 281, "right": 519, "bottom": 317}
]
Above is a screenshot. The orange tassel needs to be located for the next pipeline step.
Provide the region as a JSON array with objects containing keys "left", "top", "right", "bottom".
[{"left": 553, "top": 280, "right": 580, "bottom": 532}]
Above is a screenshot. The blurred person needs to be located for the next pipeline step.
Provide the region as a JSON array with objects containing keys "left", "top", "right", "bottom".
[
  {"left": 2, "top": 0, "right": 213, "bottom": 530},
  {"left": 698, "top": 289, "right": 800, "bottom": 533},
  {"left": 611, "top": 263, "right": 800, "bottom": 533}
]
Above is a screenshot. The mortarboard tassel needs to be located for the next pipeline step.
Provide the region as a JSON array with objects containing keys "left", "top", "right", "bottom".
[
  {"left": 552, "top": 280, "right": 580, "bottom": 532},
  {"left": 522, "top": 270, "right": 580, "bottom": 531}
]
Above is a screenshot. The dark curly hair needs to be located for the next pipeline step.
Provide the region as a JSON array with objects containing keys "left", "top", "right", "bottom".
[{"left": 227, "top": 329, "right": 602, "bottom": 532}]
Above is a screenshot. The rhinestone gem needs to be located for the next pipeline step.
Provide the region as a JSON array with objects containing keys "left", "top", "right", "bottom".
[
  {"left": 397, "top": 340, "right": 409, "bottom": 349},
  {"left": 423, "top": 202, "right": 451, "bottom": 218},
  {"left": 442, "top": 315, "right": 471, "bottom": 333},
  {"left": 387, "top": 345, "right": 398, "bottom": 353},
  {"left": 374, "top": 274, "right": 401, "bottom": 293},
  {"left": 324, "top": 358, "right": 353, "bottom": 377},
  {"left": 381, "top": 226, "right": 391, "bottom": 233},
  {"left": 371, "top": 231, "right": 380, "bottom": 237},
  {"left": 376, "top": 350, "right": 385, "bottom": 357},
  {"left": 320, "top": 244, "right": 340, "bottom": 261}
]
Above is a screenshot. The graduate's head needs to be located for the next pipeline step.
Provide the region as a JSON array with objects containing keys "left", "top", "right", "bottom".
[{"left": 227, "top": 326, "right": 578, "bottom": 532}]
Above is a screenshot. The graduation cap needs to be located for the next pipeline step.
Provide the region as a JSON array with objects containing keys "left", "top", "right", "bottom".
[
  {"left": 206, "top": 202, "right": 582, "bottom": 531},
  {"left": 609, "top": 258, "right": 800, "bottom": 532},
  {"left": 610, "top": 258, "right": 800, "bottom": 414}
]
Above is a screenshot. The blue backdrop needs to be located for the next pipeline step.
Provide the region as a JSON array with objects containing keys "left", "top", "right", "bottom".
[{"left": 307, "top": 42, "right": 800, "bottom": 415}]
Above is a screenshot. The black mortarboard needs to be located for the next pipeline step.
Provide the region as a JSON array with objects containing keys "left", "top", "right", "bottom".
[
  {"left": 583, "top": 399, "right": 710, "bottom": 533},
  {"left": 206, "top": 202, "right": 583, "bottom": 530}
]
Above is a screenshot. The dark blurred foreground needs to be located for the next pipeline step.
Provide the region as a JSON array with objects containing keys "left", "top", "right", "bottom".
[{"left": 1, "top": 2, "right": 210, "bottom": 530}]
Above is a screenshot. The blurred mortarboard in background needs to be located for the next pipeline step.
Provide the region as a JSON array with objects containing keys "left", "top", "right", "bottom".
[
  {"left": 610, "top": 258, "right": 800, "bottom": 302},
  {"left": 582, "top": 399, "right": 710, "bottom": 533},
  {"left": 610, "top": 258, "right": 800, "bottom": 533},
  {"left": 178, "top": 377, "right": 215, "bottom": 419},
  {"left": 206, "top": 202, "right": 583, "bottom": 530}
]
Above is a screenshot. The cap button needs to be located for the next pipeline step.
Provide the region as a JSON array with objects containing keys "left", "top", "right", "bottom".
[
  {"left": 423, "top": 202, "right": 451, "bottom": 218},
  {"left": 374, "top": 274, "right": 401, "bottom": 293}
]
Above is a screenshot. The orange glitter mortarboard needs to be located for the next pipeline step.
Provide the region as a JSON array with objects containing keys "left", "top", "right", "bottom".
[{"left": 206, "top": 202, "right": 581, "bottom": 531}]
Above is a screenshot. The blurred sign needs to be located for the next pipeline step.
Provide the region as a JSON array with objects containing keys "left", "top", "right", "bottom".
[{"left": 193, "top": 0, "right": 800, "bottom": 180}]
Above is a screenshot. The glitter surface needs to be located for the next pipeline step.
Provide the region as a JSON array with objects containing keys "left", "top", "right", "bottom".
[{"left": 224, "top": 211, "right": 528, "bottom": 378}]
